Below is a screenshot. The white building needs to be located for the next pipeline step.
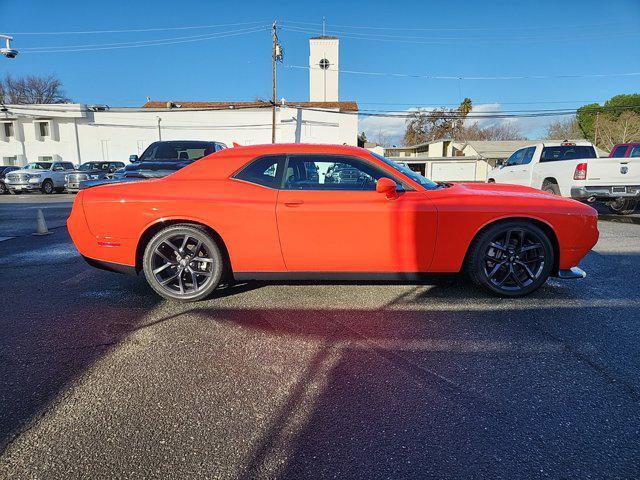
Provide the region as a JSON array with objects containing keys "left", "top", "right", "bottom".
[
  {"left": 0, "top": 38, "right": 357, "bottom": 167},
  {"left": 385, "top": 139, "right": 540, "bottom": 182},
  {"left": 309, "top": 36, "right": 339, "bottom": 102}
]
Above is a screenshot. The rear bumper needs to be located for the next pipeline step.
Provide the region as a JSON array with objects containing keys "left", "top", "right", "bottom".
[{"left": 571, "top": 185, "right": 640, "bottom": 200}]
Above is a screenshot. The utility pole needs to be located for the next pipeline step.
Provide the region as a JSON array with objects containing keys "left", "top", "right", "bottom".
[{"left": 271, "top": 20, "right": 283, "bottom": 143}]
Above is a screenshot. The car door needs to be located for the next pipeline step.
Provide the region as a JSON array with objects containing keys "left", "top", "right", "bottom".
[
  {"left": 276, "top": 154, "right": 438, "bottom": 273},
  {"left": 508, "top": 146, "right": 536, "bottom": 186},
  {"left": 497, "top": 148, "right": 526, "bottom": 185}
]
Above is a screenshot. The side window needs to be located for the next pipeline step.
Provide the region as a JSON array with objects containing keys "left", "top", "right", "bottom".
[
  {"left": 52, "top": 163, "right": 65, "bottom": 171},
  {"left": 629, "top": 146, "right": 640, "bottom": 158},
  {"left": 234, "top": 155, "right": 284, "bottom": 188},
  {"left": 62, "top": 162, "right": 74, "bottom": 170},
  {"left": 612, "top": 145, "right": 628, "bottom": 158},
  {"left": 506, "top": 149, "right": 525, "bottom": 166},
  {"left": 284, "top": 155, "right": 388, "bottom": 191},
  {"left": 521, "top": 147, "right": 536, "bottom": 165}
]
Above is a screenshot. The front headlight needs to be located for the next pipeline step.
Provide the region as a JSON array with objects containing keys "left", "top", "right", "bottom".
[
  {"left": 27, "top": 174, "right": 42, "bottom": 183},
  {"left": 89, "top": 174, "right": 99, "bottom": 180}
]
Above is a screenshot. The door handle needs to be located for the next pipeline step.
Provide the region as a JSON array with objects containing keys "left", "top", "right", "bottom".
[{"left": 284, "top": 200, "right": 304, "bottom": 207}]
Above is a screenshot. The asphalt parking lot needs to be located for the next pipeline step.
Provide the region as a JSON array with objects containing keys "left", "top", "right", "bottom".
[{"left": 0, "top": 194, "right": 639, "bottom": 479}]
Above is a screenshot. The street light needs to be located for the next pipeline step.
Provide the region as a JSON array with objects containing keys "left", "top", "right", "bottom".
[{"left": 1, "top": 35, "right": 18, "bottom": 58}]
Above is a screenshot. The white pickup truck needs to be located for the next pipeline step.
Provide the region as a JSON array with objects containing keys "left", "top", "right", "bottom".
[{"left": 487, "top": 141, "right": 640, "bottom": 214}]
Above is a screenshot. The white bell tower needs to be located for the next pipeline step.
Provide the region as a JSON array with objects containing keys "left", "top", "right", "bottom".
[{"left": 309, "top": 36, "right": 339, "bottom": 102}]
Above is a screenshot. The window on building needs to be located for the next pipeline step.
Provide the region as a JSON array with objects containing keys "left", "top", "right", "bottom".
[
  {"left": 3, "top": 156, "right": 18, "bottom": 166},
  {"left": 3, "top": 123, "right": 14, "bottom": 138},
  {"left": 38, "top": 122, "right": 50, "bottom": 138}
]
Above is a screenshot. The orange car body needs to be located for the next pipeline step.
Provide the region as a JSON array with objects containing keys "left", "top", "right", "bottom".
[{"left": 67, "top": 144, "right": 599, "bottom": 279}]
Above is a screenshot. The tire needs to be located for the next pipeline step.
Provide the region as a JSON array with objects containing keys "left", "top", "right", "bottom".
[
  {"left": 0, "top": 182, "right": 6, "bottom": 195},
  {"left": 487, "top": 179, "right": 495, "bottom": 183},
  {"left": 142, "top": 224, "right": 224, "bottom": 301},
  {"left": 542, "top": 180, "right": 560, "bottom": 195},
  {"left": 41, "top": 180, "right": 54, "bottom": 195},
  {"left": 607, "top": 198, "right": 638, "bottom": 215},
  {"left": 467, "top": 221, "right": 554, "bottom": 297}
]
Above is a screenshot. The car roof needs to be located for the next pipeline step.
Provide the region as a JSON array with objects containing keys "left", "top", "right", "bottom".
[{"left": 219, "top": 143, "right": 368, "bottom": 157}]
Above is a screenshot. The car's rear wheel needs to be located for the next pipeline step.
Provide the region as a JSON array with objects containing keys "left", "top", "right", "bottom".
[
  {"left": 41, "top": 180, "right": 54, "bottom": 194},
  {"left": 142, "top": 224, "right": 224, "bottom": 301},
  {"left": 467, "top": 221, "right": 554, "bottom": 297},
  {"left": 607, "top": 198, "right": 637, "bottom": 215},
  {"left": 542, "top": 180, "right": 560, "bottom": 195}
]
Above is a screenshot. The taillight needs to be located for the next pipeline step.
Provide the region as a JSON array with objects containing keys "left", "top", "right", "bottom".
[{"left": 574, "top": 163, "right": 587, "bottom": 180}]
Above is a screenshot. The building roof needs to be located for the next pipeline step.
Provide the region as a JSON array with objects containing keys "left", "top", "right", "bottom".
[
  {"left": 385, "top": 138, "right": 455, "bottom": 152},
  {"left": 459, "top": 140, "right": 538, "bottom": 159},
  {"left": 142, "top": 100, "right": 358, "bottom": 112}
]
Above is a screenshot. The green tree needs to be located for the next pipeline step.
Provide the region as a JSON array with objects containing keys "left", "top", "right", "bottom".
[{"left": 577, "top": 94, "right": 640, "bottom": 145}]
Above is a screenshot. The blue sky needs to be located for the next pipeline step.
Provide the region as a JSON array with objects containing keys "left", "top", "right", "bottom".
[{"left": 2, "top": 0, "right": 639, "bottom": 143}]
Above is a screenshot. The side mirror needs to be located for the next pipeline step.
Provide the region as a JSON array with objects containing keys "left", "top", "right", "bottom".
[
  {"left": 129, "top": 154, "right": 139, "bottom": 163},
  {"left": 376, "top": 177, "right": 398, "bottom": 198}
]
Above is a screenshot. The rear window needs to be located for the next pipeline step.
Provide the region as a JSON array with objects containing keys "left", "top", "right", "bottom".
[
  {"left": 540, "top": 146, "right": 596, "bottom": 162},
  {"left": 611, "top": 145, "right": 629, "bottom": 158}
]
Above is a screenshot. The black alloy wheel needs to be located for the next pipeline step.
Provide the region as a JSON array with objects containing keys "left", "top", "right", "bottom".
[
  {"left": 468, "top": 221, "right": 554, "bottom": 296},
  {"left": 143, "top": 224, "right": 223, "bottom": 301}
]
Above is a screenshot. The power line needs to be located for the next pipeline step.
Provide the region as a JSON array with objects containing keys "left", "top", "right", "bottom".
[
  {"left": 280, "top": 25, "right": 640, "bottom": 44},
  {"left": 285, "top": 64, "right": 640, "bottom": 81},
  {"left": 6, "top": 20, "right": 270, "bottom": 35},
  {"left": 21, "top": 27, "right": 268, "bottom": 51},
  {"left": 282, "top": 19, "right": 633, "bottom": 32},
  {"left": 20, "top": 27, "right": 269, "bottom": 53}
]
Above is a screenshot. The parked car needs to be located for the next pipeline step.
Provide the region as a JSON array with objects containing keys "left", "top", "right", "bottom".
[
  {"left": 609, "top": 143, "right": 640, "bottom": 158},
  {"left": 68, "top": 144, "right": 598, "bottom": 301},
  {"left": 4, "top": 161, "right": 75, "bottom": 194},
  {"left": 488, "top": 141, "right": 640, "bottom": 215},
  {"left": 123, "top": 140, "right": 226, "bottom": 178},
  {"left": 65, "top": 161, "right": 125, "bottom": 192},
  {"left": 80, "top": 140, "right": 227, "bottom": 190},
  {"left": 0, "top": 165, "right": 20, "bottom": 194}
]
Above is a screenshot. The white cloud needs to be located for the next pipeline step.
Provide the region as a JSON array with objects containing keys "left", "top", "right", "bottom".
[
  {"left": 359, "top": 103, "right": 566, "bottom": 145},
  {"left": 359, "top": 110, "right": 411, "bottom": 146}
]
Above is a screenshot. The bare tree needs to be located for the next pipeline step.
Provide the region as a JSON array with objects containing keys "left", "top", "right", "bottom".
[
  {"left": 371, "top": 128, "right": 392, "bottom": 147},
  {"left": 0, "top": 74, "right": 71, "bottom": 104},
  {"left": 545, "top": 116, "right": 584, "bottom": 140},
  {"left": 596, "top": 111, "right": 640, "bottom": 150},
  {"left": 459, "top": 122, "right": 524, "bottom": 141},
  {"left": 402, "top": 98, "right": 524, "bottom": 145}
]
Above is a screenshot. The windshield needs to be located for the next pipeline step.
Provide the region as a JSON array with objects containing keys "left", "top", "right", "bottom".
[
  {"left": 540, "top": 145, "right": 596, "bottom": 162},
  {"left": 371, "top": 153, "right": 440, "bottom": 190},
  {"left": 24, "top": 162, "right": 52, "bottom": 170},
  {"left": 79, "top": 162, "right": 99, "bottom": 171},
  {"left": 139, "top": 142, "right": 217, "bottom": 162}
]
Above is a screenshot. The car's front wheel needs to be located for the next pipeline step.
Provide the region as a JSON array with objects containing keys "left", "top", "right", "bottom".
[
  {"left": 142, "top": 224, "right": 224, "bottom": 301},
  {"left": 467, "top": 221, "right": 554, "bottom": 297},
  {"left": 0, "top": 182, "right": 6, "bottom": 195},
  {"left": 41, "top": 180, "right": 54, "bottom": 194}
]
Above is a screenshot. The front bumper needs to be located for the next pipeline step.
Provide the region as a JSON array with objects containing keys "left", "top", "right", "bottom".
[
  {"left": 555, "top": 267, "right": 586, "bottom": 280},
  {"left": 6, "top": 183, "right": 41, "bottom": 192},
  {"left": 571, "top": 185, "right": 640, "bottom": 200}
]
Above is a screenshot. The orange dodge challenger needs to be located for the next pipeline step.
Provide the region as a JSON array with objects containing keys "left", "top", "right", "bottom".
[{"left": 68, "top": 144, "right": 599, "bottom": 301}]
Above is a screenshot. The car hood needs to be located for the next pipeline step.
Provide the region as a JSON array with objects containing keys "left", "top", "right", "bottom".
[
  {"left": 449, "top": 182, "right": 593, "bottom": 209},
  {"left": 5, "top": 169, "right": 47, "bottom": 175},
  {"left": 124, "top": 160, "right": 192, "bottom": 173}
]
